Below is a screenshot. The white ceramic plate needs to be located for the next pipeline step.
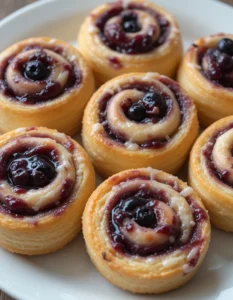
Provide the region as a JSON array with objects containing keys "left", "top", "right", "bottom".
[{"left": 0, "top": 0, "right": 233, "bottom": 299}]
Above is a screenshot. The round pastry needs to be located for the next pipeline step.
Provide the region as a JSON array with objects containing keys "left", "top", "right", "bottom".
[
  {"left": 78, "top": 0, "right": 182, "bottom": 84},
  {"left": 82, "top": 72, "right": 198, "bottom": 177},
  {"left": 189, "top": 116, "right": 233, "bottom": 232},
  {"left": 83, "top": 168, "right": 210, "bottom": 294},
  {"left": 0, "top": 37, "right": 95, "bottom": 135},
  {"left": 0, "top": 126, "right": 95, "bottom": 255},
  {"left": 178, "top": 33, "right": 233, "bottom": 127}
]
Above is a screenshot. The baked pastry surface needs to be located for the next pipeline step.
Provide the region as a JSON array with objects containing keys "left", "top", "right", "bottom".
[
  {"left": 82, "top": 72, "right": 198, "bottom": 177},
  {"left": 0, "top": 37, "right": 95, "bottom": 135},
  {"left": 78, "top": 0, "right": 182, "bottom": 84},
  {"left": 189, "top": 116, "right": 233, "bottom": 232},
  {"left": 0, "top": 126, "right": 95, "bottom": 255},
  {"left": 83, "top": 167, "right": 211, "bottom": 294},
  {"left": 178, "top": 34, "right": 233, "bottom": 127}
]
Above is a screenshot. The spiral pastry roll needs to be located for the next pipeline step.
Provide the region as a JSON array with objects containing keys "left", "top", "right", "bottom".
[
  {"left": 189, "top": 116, "right": 233, "bottom": 232},
  {"left": 0, "top": 127, "right": 95, "bottom": 255},
  {"left": 78, "top": 0, "right": 182, "bottom": 84},
  {"left": 178, "top": 34, "right": 233, "bottom": 127},
  {"left": 0, "top": 37, "right": 95, "bottom": 135},
  {"left": 82, "top": 73, "right": 198, "bottom": 177},
  {"left": 83, "top": 168, "right": 210, "bottom": 294}
]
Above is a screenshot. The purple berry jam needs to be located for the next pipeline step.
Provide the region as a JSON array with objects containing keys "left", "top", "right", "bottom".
[
  {"left": 7, "top": 154, "right": 56, "bottom": 189},
  {"left": 95, "top": 2, "right": 170, "bottom": 54},
  {"left": 98, "top": 78, "right": 190, "bottom": 149},
  {"left": 106, "top": 175, "right": 207, "bottom": 257},
  {"left": 0, "top": 45, "right": 82, "bottom": 104},
  {"left": 202, "top": 123, "right": 233, "bottom": 187},
  {"left": 122, "top": 12, "right": 141, "bottom": 33},
  {"left": 198, "top": 38, "right": 233, "bottom": 87},
  {"left": 1, "top": 146, "right": 58, "bottom": 190},
  {"left": 0, "top": 138, "right": 75, "bottom": 217}
]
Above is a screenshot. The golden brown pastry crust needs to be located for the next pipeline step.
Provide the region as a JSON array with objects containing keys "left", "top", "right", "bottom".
[
  {"left": 178, "top": 33, "right": 233, "bottom": 127},
  {"left": 78, "top": 0, "right": 182, "bottom": 84},
  {"left": 82, "top": 72, "right": 198, "bottom": 177},
  {"left": 83, "top": 168, "right": 211, "bottom": 294},
  {"left": 0, "top": 37, "right": 95, "bottom": 136},
  {"left": 0, "top": 127, "right": 95, "bottom": 255},
  {"left": 189, "top": 116, "right": 233, "bottom": 232}
]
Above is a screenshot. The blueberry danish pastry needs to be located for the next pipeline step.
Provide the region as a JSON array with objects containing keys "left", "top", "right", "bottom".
[
  {"left": 0, "top": 127, "right": 95, "bottom": 255},
  {"left": 189, "top": 116, "right": 233, "bottom": 232},
  {"left": 78, "top": 0, "right": 182, "bottom": 84},
  {"left": 0, "top": 37, "right": 95, "bottom": 135},
  {"left": 83, "top": 168, "right": 210, "bottom": 294},
  {"left": 82, "top": 73, "right": 198, "bottom": 177},
  {"left": 178, "top": 34, "right": 233, "bottom": 127}
]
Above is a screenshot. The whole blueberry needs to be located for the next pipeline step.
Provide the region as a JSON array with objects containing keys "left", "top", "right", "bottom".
[
  {"left": 122, "top": 14, "right": 141, "bottom": 33},
  {"left": 127, "top": 102, "right": 146, "bottom": 122},
  {"left": 9, "top": 165, "right": 30, "bottom": 186},
  {"left": 24, "top": 60, "right": 47, "bottom": 81},
  {"left": 134, "top": 207, "right": 157, "bottom": 228},
  {"left": 142, "top": 92, "right": 166, "bottom": 117},
  {"left": 216, "top": 53, "right": 233, "bottom": 71},
  {"left": 217, "top": 38, "right": 233, "bottom": 55}
]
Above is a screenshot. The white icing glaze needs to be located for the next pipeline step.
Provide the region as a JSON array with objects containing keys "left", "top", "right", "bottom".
[
  {"left": 183, "top": 264, "right": 193, "bottom": 274},
  {"left": 124, "top": 141, "right": 139, "bottom": 151},
  {"left": 190, "top": 221, "right": 196, "bottom": 226},
  {"left": 15, "top": 128, "right": 26, "bottom": 134},
  {"left": 143, "top": 72, "right": 156, "bottom": 81},
  {"left": 48, "top": 38, "right": 57, "bottom": 44},
  {"left": 187, "top": 247, "right": 199, "bottom": 262},
  {"left": 170, "top": 196, "right": 194, "bottom": 243},
  {"left": 92, "top": 123, "right": 103, "bottom": 135},
  {"left": 88, "top": 25, "right": 99, "bottom": 34},
  {"left": 187, "top": 61, "right": 201, "bottom": 70},
  {"left": 162, "top": 258, "right": 177, "bottom": 267},
  {"left": 180, "top": 187, "right": 193, "bottom": 197},
  {"left": 69, "top": 55, "right": 77, "bottom": 62}
]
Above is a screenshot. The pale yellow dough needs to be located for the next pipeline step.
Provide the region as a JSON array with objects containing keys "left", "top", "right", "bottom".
[
  {"left": 83, "top": 168, "right": 211, "bottom": 294},
  {"left": 189, "top": 116, "right": 233, "bottom": 232},
  {"left": 78, "top": 0, "right": 183, "bottom": 84},
  {"left": 178, "top": 33, "right": 233, "bottom": 127},
  {"left": 82, "top": 72, "right": 198, "bottom": 177},
  {"left": 0, "top": 37, "right": 95, "bottom": 136},
  {"left": 0, "top": 127, "right": 95, "bottom": 255}
]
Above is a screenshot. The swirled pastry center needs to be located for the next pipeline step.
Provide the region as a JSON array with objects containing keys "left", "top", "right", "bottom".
[
  {"left": 97, "top": 77, "right": 189, "bottom": 148},
  {"left": 0, "top": 45, "right": 82, "bottom": 104},
  {"left": 106, "top": 177, "right": 202, "bottom": 256},
  {"left": 203, "top": 124, "right": 233, "bottom": 186},
  {"left": 95, "top": 2, "right": 170, "bottom": 54},
  {"left": 0, "top": 135, "right": 76, "bottom": 214}
]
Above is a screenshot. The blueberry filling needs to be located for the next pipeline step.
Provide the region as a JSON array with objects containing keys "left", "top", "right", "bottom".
[
  {"left": 122, "top": 12, "right": 141, "bottom": 33},
  {"left": 24, "top": 60, "right": 48, "bottom": 81},
  {"left": 98, "top": 79, "right": 190, "bottom": 149},
  {"left": 142, "top": 91, "right": 167, "bottom": 118},
  {"left": 200, "top": 38, "right": 233, "bottom": 86},
  {"left": 95, "top": 3, "right": 170, "bottom": 54},
  {"left": 134, "top": 207, "right": 157, "bottom": 228},
  {"left": 126, "top": 92, "right": 167, "bottom": 122},
  {"left": 7, "top": 154, "right": 56, "bottom": 189},
  {"left": 0, "top": 45, "right": 82, "bottom": 104},
  {"left": 106, "top": 178, "right": 207, "bottom": 257}
]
